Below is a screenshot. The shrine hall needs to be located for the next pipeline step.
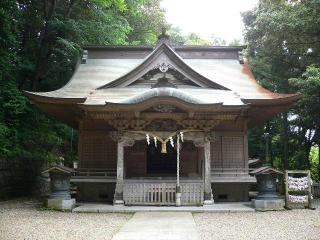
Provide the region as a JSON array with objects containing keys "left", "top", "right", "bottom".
[{"left": 25, "top": 33, "right": 299, "bottom": 206}]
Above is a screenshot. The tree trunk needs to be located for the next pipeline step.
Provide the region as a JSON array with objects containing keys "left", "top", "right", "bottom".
[
  {"left": 32, "top": 0, "right": 57, "bottom": 91},
  {"left": 282, "top": 112, "right": 289, "bottom": 170},
  {"left": 305, "top": 142, "right": 312, "bottom": 170}
]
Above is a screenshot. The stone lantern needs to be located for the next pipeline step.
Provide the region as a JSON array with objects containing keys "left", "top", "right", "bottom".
[
  {"left": 42, "top": 165, "right": 76, "bottom": 210},
  {"left": 250, "top": 131, "right": 285, "bottom": 211},
  {"left": 251, "top": 166, "right": 284, "bottom": 211}
]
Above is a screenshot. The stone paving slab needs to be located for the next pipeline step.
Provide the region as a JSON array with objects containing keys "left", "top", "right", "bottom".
[
  {"left": 111, "top": 212, "right": 200, "bottom": 240},
  {"left": 73, "top": 202, "right": 254, "bottom": 213}
]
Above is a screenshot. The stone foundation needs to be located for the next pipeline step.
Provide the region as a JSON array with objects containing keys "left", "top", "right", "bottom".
[
  {"left": 252, "top": 199, "right": 285, "bottom": 211},
  {"left": 213, "top": 183, "right": 249, "bottom": 202},
  {"left": 46, "top": 198, "right": 76, "bottom": 210},
  {"left": 76, "top": 183, "right": 115, "bottom": 203}
]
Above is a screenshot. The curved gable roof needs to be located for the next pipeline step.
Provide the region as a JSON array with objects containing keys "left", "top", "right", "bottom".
[
  {"left": 24, "top": 42, "right": 299, "bottom": 107},
  {"left": 98, "top": 43, "right": 229, "bottom": 90}
]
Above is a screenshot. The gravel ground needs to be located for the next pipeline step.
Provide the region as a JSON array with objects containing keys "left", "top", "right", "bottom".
[
  {"left": 1, "top": 200, "right": 320, "bottom": 240},
  {"left": 0, "top": 199, "right": 131, "bottom": 240},
  {"left": 194, "top": 209, "right": 320, "bottom": 240}
]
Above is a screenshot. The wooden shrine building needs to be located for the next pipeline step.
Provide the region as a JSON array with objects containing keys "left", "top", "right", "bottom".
[{"left": 25, "top": 33, "right": 299, "bottom": 205}]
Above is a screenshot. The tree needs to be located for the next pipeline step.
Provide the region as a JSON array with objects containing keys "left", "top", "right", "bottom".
[
  {"left": 0, "top": 0, "right": 168, "bottom": 198},
  {"left": 289, "top": 66, "right": 320, "bottom": 176},
  {"left": 167, "top": 27, "right": 228, "bottom": 46},
  {"left": 167, "top": 27, "right": 186, "bottom": 46},
  {"left": 126, "top": 0, "right": 166, "bottom": 45},
  {"left": 242, "top": 0, "right": 320, "bottom": 179}
]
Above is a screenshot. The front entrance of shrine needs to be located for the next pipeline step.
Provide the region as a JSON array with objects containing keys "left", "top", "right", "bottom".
[
  {"left": 146, "top": 143, "right": 177, "bottom": 175},
  {"left": 122, "top": 138, "right": 205, "bottom": 205},
  {"left": 124, "top": 140, "right": 202, "bottom": 179}
]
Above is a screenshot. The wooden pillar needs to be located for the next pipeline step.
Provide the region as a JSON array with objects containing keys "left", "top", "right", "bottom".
[
  {"left": 111, "top": 132, "right": 134, "bottom": 206},
  {"left": 203, "top": 140, "right": 214, "bottom": 205},
  {"left": 113, "top": 140, "right": 125, "bottom": 205},
  {"left": 194, "top": 132, "right": 215, "bottom": 205},
  {"left": 78, "top": 120, "right": 83, "bottom": 168},
  {"left": 243, "top": 119, "right": 249, "bottom": 170}
]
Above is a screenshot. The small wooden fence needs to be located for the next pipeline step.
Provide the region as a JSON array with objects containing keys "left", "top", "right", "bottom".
[
  {"left": 312, "top": 183, "right": 320, "bottom": 198},
  {"left": 123, "top": 180, "right": 203, "bottom": 206},
  {"left": 312, "top": 183, "right": 320, "bottom": 208},
  {"left": 285, "top": 170, "right": 312, "bottom": 209}
]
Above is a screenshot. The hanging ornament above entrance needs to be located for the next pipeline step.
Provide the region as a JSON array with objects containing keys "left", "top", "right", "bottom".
[{"left": 131, "top": 129, "right": 202, "bottom": 153}]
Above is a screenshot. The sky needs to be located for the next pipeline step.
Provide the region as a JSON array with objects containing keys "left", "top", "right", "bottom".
[{"left": 161, "top": 0, "right": 258, "bottom": 44}]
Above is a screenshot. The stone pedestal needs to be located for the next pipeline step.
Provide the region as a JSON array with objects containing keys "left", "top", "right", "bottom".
[
  {"left": 252, "top": 199, "right": 285, "bottom": 211},
  {"left": 176, "top": 192, "right": 182, "bottom": 206},
  {"left": 46, "top": 198, "right": 76, "bottom": 210},
  {"left": 203, "top": 199, "right": 214, "bottom": 206},
  {"left": 113, "top": 199, "right": 125, "bottom": 206}
]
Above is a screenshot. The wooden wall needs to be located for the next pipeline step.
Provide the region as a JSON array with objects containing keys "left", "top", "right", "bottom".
[
  {"left": 125, "top": 141, "right": 147, "bottom": 177},
  {"left": 180, "top": 141, "right": 202, "bottom": 177},
  {"left": 79, "top": 131, "right": 117, "bottom": 168},
  {"left": 78, "top": 129, "right": 248, "bottom": 172},
  {"left": 211, "top": 132, "right": 248, "bottom": 169}
]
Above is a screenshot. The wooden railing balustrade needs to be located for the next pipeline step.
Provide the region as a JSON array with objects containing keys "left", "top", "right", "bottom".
[
  {"left": 123, "top": 180, "right": 203, "bottom": 205},
  {"left": 313, "top": 183, "right": 320, "bottom": 198},
  {"left": 74, "top": 168, "right": 117, "bottom": 177},
  {"left": 211, "top": 168, "right": 250, "bottom": 176}
]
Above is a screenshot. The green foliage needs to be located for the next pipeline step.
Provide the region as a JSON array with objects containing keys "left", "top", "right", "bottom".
[
  {"left": 167, "top": 27, "right": 186, "bottom": 46},
  {"left": 126, "top": 0, "right": 166, "bottom": 45},
  {"left": 289, "top": 66, "right": 320, "bottom": 138},
  {"left": 184, "top": 33, "right": 212, "bottom": 46},
  {"left": 310, "top": 147, "right": 320, "bottom": 182},
  {"left": 243, "top": 0, "right": 320, "bottom": 179},
  {"left": 167, "top": 28, "right": 227, "bottom": 46},
  {"left": 0, "top": 0, "right": 166, "bottom": 197}
]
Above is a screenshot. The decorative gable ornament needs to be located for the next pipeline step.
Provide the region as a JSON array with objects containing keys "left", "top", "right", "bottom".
[
  {"left": 152, "top": 104, "right": 176, "bottom": 113},
  {"left": 154, "top": 62, "right": 172, "bottom": 73}
]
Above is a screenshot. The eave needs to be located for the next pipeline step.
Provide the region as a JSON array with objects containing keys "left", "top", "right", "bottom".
[
  {"left": 23, "top": 91, "right": 86, "bottom": 128},
  {"left": 24, "top": 91, "right": 86, "bottom": 104},
  {"left": 242, "top": 93, "right": 301, "bottom": 106},
  {"left": 246, "top": 94, "right": 301, "bottom": 128}
]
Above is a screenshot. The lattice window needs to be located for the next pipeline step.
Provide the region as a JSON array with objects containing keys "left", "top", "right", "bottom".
[
  {"left": 81, "top": 135, "right": 116, "bottom": 168},
  {"left": 221, "top": 136, "right": 244, "bottom": 168},
  {"left": 211, "top": 137, "right": 222, "bottom": 168}
]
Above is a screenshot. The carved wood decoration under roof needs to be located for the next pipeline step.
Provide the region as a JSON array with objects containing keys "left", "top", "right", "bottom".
[
  {"left": 129, "top": 68, "right": 199, "bottom": 88},
  {"left": 105, "top": 118, "right": 223, "bottom": 132},
  {"left": 97, "top": 42, "right": 229, "bottom": 90}
]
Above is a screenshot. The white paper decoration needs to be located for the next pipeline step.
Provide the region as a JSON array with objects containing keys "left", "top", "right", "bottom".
[
  {"left": 288, "top": 194, "right": 308, "bottom": 203},
  {"left": 288, "top": 176, "right": 309, "bottom": 190},
  {"left": 180, "top": 132, "right": 184, "bottom": 142},
  {"left": 169, "top": 137, "right": 174, "bottom": 148},
  {"left": 146, "top": 134, "right": 150, "bottom": 145},
  {"left": 154, "top": 136, "right": 157, "bottom": 147}
]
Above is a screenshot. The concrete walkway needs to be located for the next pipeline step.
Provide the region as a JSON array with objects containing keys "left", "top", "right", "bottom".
[
  {"left": 112, "top": 212, "right": 200, "bottom": 240},
  {"left": 73, "top": 202, "right": 254, "bottom": 213}
]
